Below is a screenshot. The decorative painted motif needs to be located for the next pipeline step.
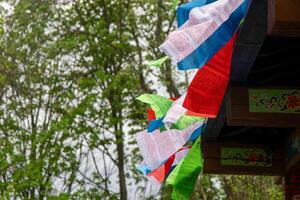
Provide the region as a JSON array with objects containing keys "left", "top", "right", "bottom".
[
  {"left": 221, "top": 147, "right": 272, "bottom": 167},
  {"left": 249, "top": 89, "right": 300, "bottom": 113}
]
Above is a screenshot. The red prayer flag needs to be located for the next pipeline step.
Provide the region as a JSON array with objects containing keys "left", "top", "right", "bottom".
[
  {"left": 147, "top": 154, "right": 175, "bottom": 184},
  {"left": 146, "top": 146, "right": 191, "bottom": 184},
  {"left": 147, "top": 108, "right": 156, "bottom": 122},
  {"left": 183, "top": 34, "right": 236, "bottom": 118}
]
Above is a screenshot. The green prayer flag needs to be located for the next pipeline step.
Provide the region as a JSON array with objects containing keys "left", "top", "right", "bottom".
[
  {"left": 166, "top": 160, "right": 183, "bottom": 186},
  {"left": 239, "top": 18, "right": 245, "bottom": 26},
  {"left": 137, "top": 94, "right": 205, "bottom": 129},
  {"left": 174, "top": 115, "right": 204, "bottom": 130},
  {"left": 166, "top": 137, "right": 204, "bottom": 200},
  {"left": 147, "top": 56, "right": 169, "bottom": 68},
  {"left": 137, "top": 94, "right": 173, "bottom": 119}
]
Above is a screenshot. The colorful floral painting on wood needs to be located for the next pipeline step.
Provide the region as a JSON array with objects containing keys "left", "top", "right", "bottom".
[
  {"left": 249, "top": 89, "right": 300, "bottom": 113},
  {"left": 221, "top": 147, "right": 272, "bottom": 167}
]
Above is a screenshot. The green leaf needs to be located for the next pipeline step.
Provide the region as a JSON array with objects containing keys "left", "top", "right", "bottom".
[{"left": 171, "top": 0, "right": 179, "bottom": 11}]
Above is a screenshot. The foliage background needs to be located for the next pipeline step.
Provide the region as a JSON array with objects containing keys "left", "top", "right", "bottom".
[{"left": 0, "top": 0, "right": 282, "bottom": 199}]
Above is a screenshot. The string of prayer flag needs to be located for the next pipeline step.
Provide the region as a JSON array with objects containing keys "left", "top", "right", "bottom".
[{"left": 133, "top": 0, "right": 250, "bottom": 199}]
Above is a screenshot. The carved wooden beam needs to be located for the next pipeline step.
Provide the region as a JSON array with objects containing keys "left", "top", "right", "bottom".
[
  {"left": 268, "top": 0, "right": 300, "bottom": 37},
  {"left": 203, "top": 0, "right": 268, "bottom": 140}
]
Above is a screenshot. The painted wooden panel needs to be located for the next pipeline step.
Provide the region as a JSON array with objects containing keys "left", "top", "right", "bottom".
[
  {"left": 227, "top": 86, "right": 300, "bottom": 127},
  {"left": 221, "top": 147, "right": 272, "bottom": 167},
  {"left": 202, "top": 141, "right": 285, "bottom": 175},
  {"left": 249, "top": 89, "right": 300, "bottom": 114}
]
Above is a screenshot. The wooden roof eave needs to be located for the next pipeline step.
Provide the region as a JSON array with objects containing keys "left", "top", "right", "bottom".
[{"left": 202, "top": 0, "right": 268, "bottom": 141}]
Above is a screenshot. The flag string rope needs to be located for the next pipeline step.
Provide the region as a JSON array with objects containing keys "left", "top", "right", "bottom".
[{"left": 134, "top": 0, "right": 250, "bottom": 199}]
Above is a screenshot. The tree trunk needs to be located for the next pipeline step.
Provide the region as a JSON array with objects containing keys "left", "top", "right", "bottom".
[
  {"left": 114, "top": 108, "right": 127, "bottom": 200},
  {"left": 220, "top": 176, "right": 234, "bottom": 200},
  {"left": 116, "top": 135, "right": 127, "bottom": 200}
]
